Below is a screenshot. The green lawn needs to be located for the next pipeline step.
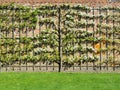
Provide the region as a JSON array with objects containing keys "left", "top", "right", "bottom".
[{"left": 0, "top": 72, "right": 120, "bottom": 90}]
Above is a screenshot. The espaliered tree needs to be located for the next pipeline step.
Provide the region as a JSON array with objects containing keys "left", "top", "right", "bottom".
[
  {"left": 33, "top": 5, "right": 59, "bottom": 65},
  {"left": 0, "top": 3, "right": 119, "bottom": 69},
  {"left": 0, "top": 3, "right": 37, "bottom": 65},
  {"left": 60, "top": 4, "right": 98, "bottom": 69},
  {"left": 95, "top": 7, "right": 120, "bottom": 66}
]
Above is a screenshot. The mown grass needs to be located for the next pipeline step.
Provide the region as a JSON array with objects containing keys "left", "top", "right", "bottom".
[{"left": 0, "top": 72, "right": 120, "bottom": 90}]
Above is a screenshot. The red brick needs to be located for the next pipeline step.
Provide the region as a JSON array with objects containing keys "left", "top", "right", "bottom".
[{"left": 0, "top": 0, "right": 119, "bottom": 6}]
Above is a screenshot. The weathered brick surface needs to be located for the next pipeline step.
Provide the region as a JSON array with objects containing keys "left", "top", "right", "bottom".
[{"left": 0, "top": 0, "right": 120, "bottom": 7}]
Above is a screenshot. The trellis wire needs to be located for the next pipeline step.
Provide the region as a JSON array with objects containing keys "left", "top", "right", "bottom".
[
  {"left": 92, "top": 6, "right": 95, "bottom": 70},
  {"left": 99, "top": 6, "right": 102, "bottom": 70}
]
